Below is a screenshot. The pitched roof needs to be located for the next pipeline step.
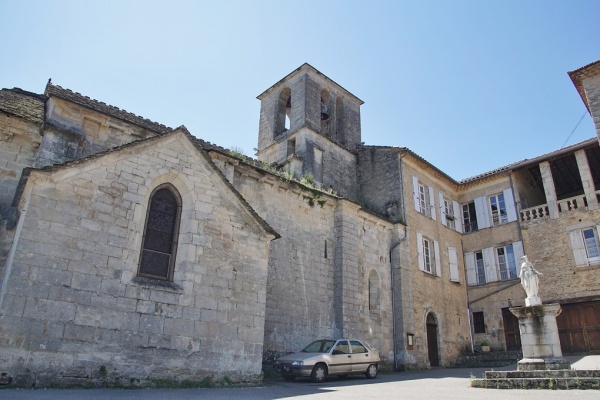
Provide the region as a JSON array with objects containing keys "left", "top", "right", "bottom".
[
  {"left": 569, "top": 59, "right": 600, "bottom": 113},
  {"left": 257, "top": 63, "right": 364, "bottom": 105},
  {"left": 0, "top": 88, "right": 45, "bottom": 124},
  {"left": 459, "top": 137, "right": 599, "bottom": 184},
  {"left": 44, "top": 82, "right": 172, "bottom": 134}
]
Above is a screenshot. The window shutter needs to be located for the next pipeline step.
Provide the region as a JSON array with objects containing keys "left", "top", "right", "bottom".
[
  {"left": 512, "top": 241, "right": 524, "bottom": 275},
  {"left": 434, "top": 240, "right": 441, "bottom": 277},
  {"left": 448, "top": 246, "right": 459, "bottom": 282},
  {"left": 412, "top": 176, "right": 420, "bottom": 212},
  {"left": 453, "top": 201, "right": 463, "bottom": 233},
  {"left": 503, "top": 188, "right": 517, "bottom": 222},
  {"left": 569, "top": 229, "right": 589, "bottom": 266},
  {"left": 465, "top": 252, "right": 476, "bottom": 285},
  {"left": 416, "top": 232, "right": 425, "bottom": 271},
  {"left": 429, "top": 186, "right": 436, "bottom": 221},
  {"left": 483, "top": 247, "right": 497, "bottom": 282},
  {"left": 439, "top": 193, "right": 446, "bottom": 227},
  {"left": 474, "top": 196, "right": 490, "bottom": 229}
]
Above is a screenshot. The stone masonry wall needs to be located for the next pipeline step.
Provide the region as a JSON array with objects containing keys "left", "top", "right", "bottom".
[
  {"left": 0, "top": 132, "right": 271, "bottom": 387},
  {"left": 519, "top": 207, "right": 600, "bottom": 303},
  {"left": 357, "top": 147, "right": 403, "bottom": 222},
  {"left": 403, "top": 158, "right": 471, "bottom": 368},
  {"left": 36, "top": 98, "right": 159, "bottom": 167},
  {"left": 210, "top": 155, "right": 394, "bottom": 366}
]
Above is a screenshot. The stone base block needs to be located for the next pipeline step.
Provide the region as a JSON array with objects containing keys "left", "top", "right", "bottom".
[{"left": 517, "top": 358, "right": 571, "bottom": 371}]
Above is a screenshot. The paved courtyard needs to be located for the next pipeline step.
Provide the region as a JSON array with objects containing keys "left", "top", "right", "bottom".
[{"left": 2, "top": 355, "right": 599, "bottom": 400}]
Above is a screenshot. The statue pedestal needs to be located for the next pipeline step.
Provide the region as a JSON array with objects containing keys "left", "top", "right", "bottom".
[{"left": 509, "top": 304, "right": 570, "bottom": 371}]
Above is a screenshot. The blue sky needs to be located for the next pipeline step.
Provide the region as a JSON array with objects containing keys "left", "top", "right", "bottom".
[{"left": 1, "top": 0, "right": 599, "bottom": 180}]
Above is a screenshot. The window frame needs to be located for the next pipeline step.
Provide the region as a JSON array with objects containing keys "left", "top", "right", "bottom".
[
  {"left": 462, "top": 201, "right": 478, "bottom": 233},
  {"left": 444, "top": 198, "right": 456, "bottom": 230},
  {"left": 582, "top": 228, "right": 600, "bottom": 264},
  {"left": 137, "top": 184, "right": 182, "bottom": 281},
  {"left": 475, "top": 251, "right": 486, "bottom": 285},
  {"left": 418, "top": 183, "right": 430, "bottom": 217},
  {"left": 496, "top": 244, "right": 517, "bottom": 281},
  {"left": 489, "top": 193, "right": 508, "bottom": 226},
  {"left": 473, "top": 311, "right": 486, "bottom": 334}
]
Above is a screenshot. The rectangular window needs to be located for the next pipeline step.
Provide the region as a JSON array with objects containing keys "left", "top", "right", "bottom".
[
  {"left": 473, "top": 311, "right": 486, "bottom": 334},
  {"left": 497, "top": 245, "right": 517, "bottom": 280},
  {"left": 462, "top": 202, "right": 478, "bottom": 233},
  {"left": 444, "top": 199, "right": 455, "bottom": 230},
  {"left": 422, "top": 237, "right": 432, "bottom": 273},
  {"left": 569, "top": 226, "right": 600, "bottom": 267},
  {"left": 583, "top": 228, "right": 600, "bottom": 262},
  {"left": 475, "top": 251, "right": 486, "bottom": 284},
  {"left": 413, "top": 176, "right": 436, "bottom": 220},
  {"left": 419, "top": 183, "right": 430, "bottom": 217},
  {"left": 489, "top": 193, "right": 507, "bottom": 226}
]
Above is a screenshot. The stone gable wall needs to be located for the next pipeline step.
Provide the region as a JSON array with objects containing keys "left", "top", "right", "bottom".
[{"left": 0, "top": 134, "right": 271, "bottom": 387}]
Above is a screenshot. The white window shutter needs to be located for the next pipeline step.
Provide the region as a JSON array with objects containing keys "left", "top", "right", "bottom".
[
  {"left": 503, "top": 188, "right": 517, "bottom": 222},
  {"left": 434, "top": 240, "right": 441, "bottom": 277},
  {"left": 569, "top": 229, "right": 589, "bottom": 267},
  {"left": 429, "top": 186, "right": 436, "bottom": 221},
  {"left": 465, "top": 252, "right": 476, "bottom": 285},
  {"left": 439, "top": 193, "right": 446, "bottom": 227},
  {"left": 453, "top": 201, "right": 463, "bottom": 233},
  {"left": 483, "top": 247, "right": 497, "bottom": 282},
  {"left": 416, "top": 232, "right": 425, "bottom": 271},
  {"left": 448, "top": 246, "right": 459, "bottom": 282},
  {"left": 412, "top": 176, "right": 420, "bottom": 212},
  {"left": 474, "top": 196, "right": 490, "bottom": 229},
  {"left": 512, "top": 241, "right": 524, "bottom": 275}
]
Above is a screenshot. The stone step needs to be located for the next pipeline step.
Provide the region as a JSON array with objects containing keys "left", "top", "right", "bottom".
[
  {"left": 485, "top": 370, "right": 600, "bottom": 379},
  {"left": 471, "top": 377, "right": 600, "bottom": 390},
  {"left": 454, "top": 351, "right": 522, "bottom": 368}
]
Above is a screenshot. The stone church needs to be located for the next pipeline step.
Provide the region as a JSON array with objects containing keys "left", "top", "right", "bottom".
[{"left": 1, "top": 60, "right": 599, "bottom": 387}]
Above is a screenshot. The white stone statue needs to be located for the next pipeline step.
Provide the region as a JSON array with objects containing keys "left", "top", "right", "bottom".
[{"left": 519, "top": 255, "right": 543, "bottom": 306}]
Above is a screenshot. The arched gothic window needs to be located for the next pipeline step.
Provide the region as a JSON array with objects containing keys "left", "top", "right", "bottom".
[{"left": 138, "top": 185, "right": 181, "bottom": 280}]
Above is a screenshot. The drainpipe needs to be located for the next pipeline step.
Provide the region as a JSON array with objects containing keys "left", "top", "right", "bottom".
[
  {"left": 460, "top": 237, "right": 475, "bottom": 353},
  {"left": 389, "top": 150, "right": 409, "bottom": 370}
]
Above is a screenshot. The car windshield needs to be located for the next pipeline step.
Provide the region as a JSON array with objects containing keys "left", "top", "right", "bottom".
[{"left": 301, "top": 340, "right": 336, "bottom": 353}]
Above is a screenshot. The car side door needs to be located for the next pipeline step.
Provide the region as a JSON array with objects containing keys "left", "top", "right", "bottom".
[
  {"left": 329, "top": 340, "right": 352, "bottom": 374},
  {"left": 350, "top": 340, "right": 372, "bottom": 372}
]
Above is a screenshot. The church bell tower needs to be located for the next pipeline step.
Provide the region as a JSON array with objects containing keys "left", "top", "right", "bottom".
[{"left": 255, "top": 63, "right": 363, "bottom": 199}]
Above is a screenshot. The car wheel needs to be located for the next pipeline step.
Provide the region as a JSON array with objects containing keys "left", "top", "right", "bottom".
[
  {"left": 311, "top": 363, "right": 328, "bottom": 382},
  {"left": 282, "top": 374, "right": 296, "bottom": 381},
  {"left": 365, "top": 364, "right": 378, "bottom": 379}
]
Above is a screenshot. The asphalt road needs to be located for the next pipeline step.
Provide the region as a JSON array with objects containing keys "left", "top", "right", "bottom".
[{"left": 1, "top": 356, "right": 599, "bottom": 400}]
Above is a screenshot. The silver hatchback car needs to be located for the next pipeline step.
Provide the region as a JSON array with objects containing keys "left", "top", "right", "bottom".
[{"left": 272, "top": 338, "right": 380, "bottom": 382}]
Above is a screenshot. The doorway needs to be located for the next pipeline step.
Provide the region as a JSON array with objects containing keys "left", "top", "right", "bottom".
[
  {"left": 502, "top": 307, "right": 521, "bottom": 350},
  {"left": 426, "top": 312, "right": 439, "bottom": 367}
]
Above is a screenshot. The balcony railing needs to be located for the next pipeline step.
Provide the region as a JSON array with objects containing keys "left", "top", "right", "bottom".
[{"left": 520, "top": 191, "right": 599, "bottom": 222}]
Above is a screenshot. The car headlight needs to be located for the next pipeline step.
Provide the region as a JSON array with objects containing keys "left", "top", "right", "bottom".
[{"left": 291, "top": 361, "right": 304, "bottom": 366}]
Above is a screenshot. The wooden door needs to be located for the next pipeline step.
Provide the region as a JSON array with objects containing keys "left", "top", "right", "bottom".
[
  {"left": 427, "top": 317, "right": 439, "bottom": 367},
  {"left": 557, "top": 301, "right": 600, "bottom": 353},
  {"left": 502, "top": 307, "right": 521, "bottom": 350}
]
